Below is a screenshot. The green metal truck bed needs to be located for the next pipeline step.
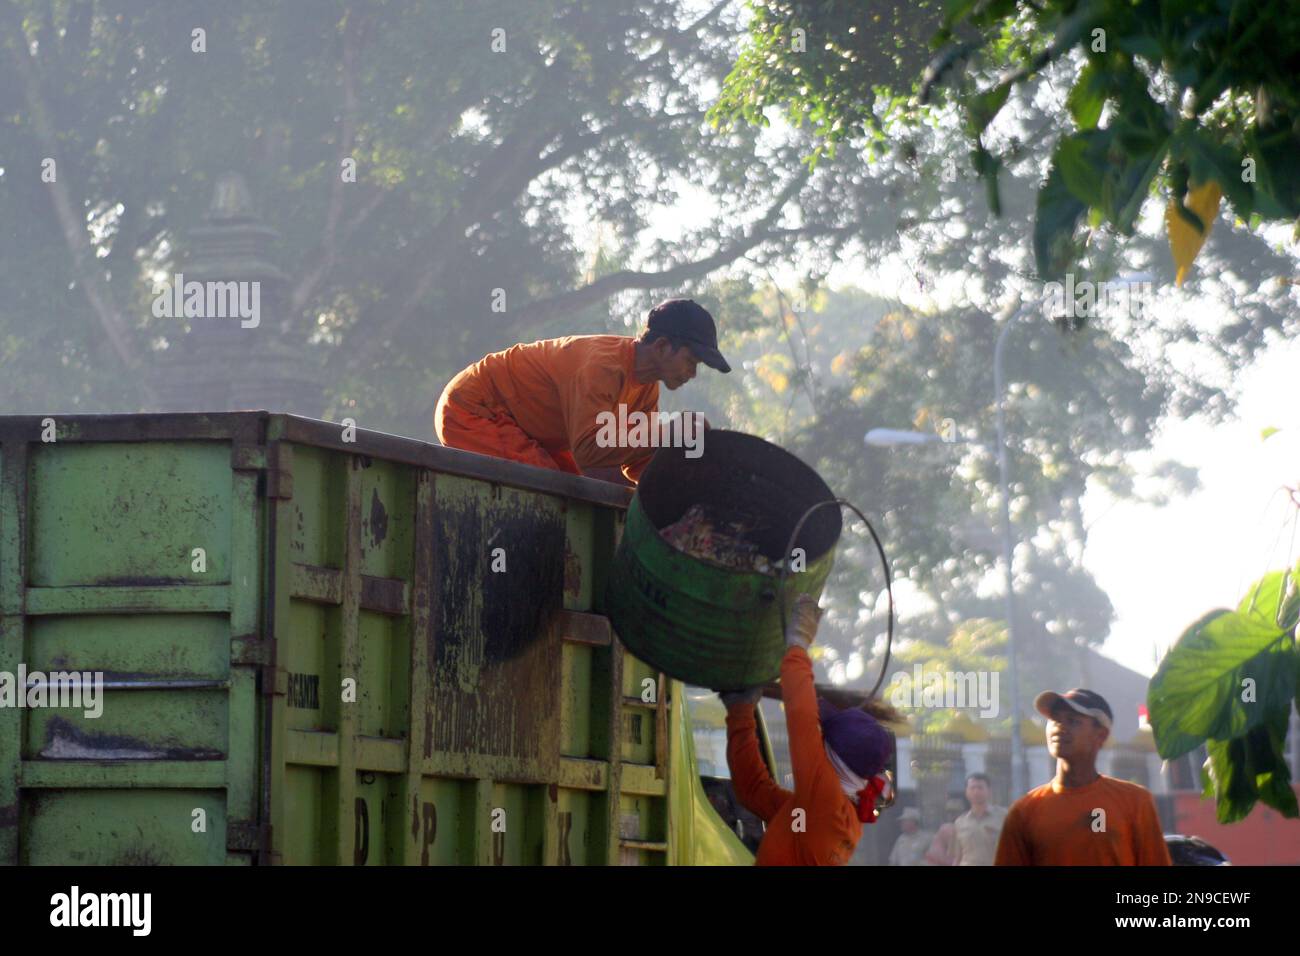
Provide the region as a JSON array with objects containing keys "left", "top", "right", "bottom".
[{"left": 0, "top": 412, "right": 748, "bottom": 865}]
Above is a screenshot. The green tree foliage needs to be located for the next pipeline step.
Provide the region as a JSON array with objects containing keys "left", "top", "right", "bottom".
[
  {"left": 708, "top": 0, "right": 947, "bottom": 155},
  {"left": 712, "top": 0, "right": 1300, "bottom": 279}
]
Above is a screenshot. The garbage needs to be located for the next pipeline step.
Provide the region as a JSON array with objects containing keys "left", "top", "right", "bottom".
[{"left": 658, "top": 503, "right": 774, "bottom": 573}]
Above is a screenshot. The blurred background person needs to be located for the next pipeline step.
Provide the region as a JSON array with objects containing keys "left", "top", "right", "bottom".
[
  {"left": 953, "top": 773, "right": 1008, "bottom": 866},
  {"left": 888, "top": 807, "right": 932, "bottom": 865}
]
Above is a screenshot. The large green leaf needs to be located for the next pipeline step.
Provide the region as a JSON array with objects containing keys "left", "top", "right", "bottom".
[
  {"left": 1105, "top": 137, "right": 1170, "bottom": 235},
  {"left": 1114, "top": 34, "right": 1163, "bottom": 60},
  {"left": 1055, "top": 132, "right": 1107, "bottom": 205},
  {"left": 1148, "top": 607, "right": 1295, "bottom": 759},
  {"left": 1255, "top": 732, "right": 1300, "bottom": 819},
  {"left": 971, "top": 145, "right": 1002, "bottom": 216},
  {"left": 1033, "top": 160, "right": 1089, "bottom": 280},
  {"left": 1185, "top": 129, "right": 1255, "bottom": 220},
  {"left": 965, "top": 82, "right": 1011, "bottom": 137},
  {"left": 1203, "top": 735, "right": 1257, "bottom": 824},
  {"left": 1202, "top": 707, "right": 1298, "bottom": 823},
  {"left": 1245, "top": 125, "right": 1300, "bottom": 219},
  {"left": 1066, "top": 60, "right": 1106, "bottom": 130}
]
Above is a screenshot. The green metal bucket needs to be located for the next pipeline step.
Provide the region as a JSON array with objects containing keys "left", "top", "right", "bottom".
[{"left": 604, "top": 430, "right": 842, "bottom": 691}]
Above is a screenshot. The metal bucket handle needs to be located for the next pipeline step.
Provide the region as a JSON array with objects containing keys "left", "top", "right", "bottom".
[{"left": 776, "top": 498, "right": 895, "bottom": 699}]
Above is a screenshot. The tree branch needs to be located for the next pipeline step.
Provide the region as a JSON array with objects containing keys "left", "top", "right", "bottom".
[
  {"left": 502, "top": 172, "right": 819, "bottom": 331},
  {"left": 345, "top": 34, "right": 774, "bottom": 368},
  {"left": 344, "top": 70, "right": 593, "bottom": 368}
]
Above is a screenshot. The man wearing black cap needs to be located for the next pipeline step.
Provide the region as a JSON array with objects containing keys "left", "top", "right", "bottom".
[
  {"left": 994, "top": 688, "right": 1171, "bottom": 866},
  {"left": 434, "top": 298, "right": 729, "bottom": 483}
]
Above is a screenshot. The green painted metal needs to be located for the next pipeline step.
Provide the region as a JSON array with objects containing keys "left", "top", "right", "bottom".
[
  {"left": 0, "top": 412, "right": 769, "bottom": 865},
  {"left": 605, "top": 496, "right": 836, "bottom": 692}
]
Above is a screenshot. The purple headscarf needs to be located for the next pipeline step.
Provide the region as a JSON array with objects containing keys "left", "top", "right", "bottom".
[{"left": 818, "top": 698, "right": 892, "bottom": 778}]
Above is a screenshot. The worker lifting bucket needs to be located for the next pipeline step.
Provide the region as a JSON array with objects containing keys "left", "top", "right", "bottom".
[{"left": 604, "top": 430, "right": 843, "bottom": 691}]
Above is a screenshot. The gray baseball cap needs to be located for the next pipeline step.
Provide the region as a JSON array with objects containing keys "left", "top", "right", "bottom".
[{"left": 1034, "top": 687, "right": 1113, "bottom": 730}]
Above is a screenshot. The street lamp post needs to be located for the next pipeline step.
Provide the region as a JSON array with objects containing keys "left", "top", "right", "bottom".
[
  {"left": 869, "top": 376, "right": 1031, "bottom": 797},
  {"left": 869, "top": 415, "right": 1028, "bottom": 793},
  {"left": 993, "top": 302, "right": 1037, "bottom": 799}
]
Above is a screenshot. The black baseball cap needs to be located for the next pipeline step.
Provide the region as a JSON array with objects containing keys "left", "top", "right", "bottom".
[
  {"left": 1034, "top": 688, "right": 1113, "bottom": 730},
  {"left": 646, "top": 298, "right": 731, "bottom": 373}
]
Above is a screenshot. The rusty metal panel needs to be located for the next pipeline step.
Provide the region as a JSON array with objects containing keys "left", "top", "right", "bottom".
[{"left": 425, "top": 476, "right": 565, "bottom": 777}]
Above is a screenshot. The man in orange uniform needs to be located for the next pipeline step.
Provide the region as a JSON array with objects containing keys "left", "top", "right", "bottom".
[
  {"left": 721, "top": 596, "right": 894, "bottom": 865},
  {"left": 434, "top": 299, "right": 729, "bottom": 483},
  {"left": 994, "top": 688, "right": 1172, "bottom": 866}
]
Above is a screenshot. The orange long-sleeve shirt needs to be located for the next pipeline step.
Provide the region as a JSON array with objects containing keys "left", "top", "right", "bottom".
[
  {"left": 440, "top": 335, "right": 659, "bottom": 482},
  {"left": 725, "top": 645, "right": 862, "bottom": 866},
  {"left": 994, "top": 775, "right": 1172, "bottom": 866}
]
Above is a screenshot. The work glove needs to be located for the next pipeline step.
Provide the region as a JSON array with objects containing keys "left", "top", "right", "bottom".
[
  {"left": 785, "top": 593, "right": 823, "bottom": 650},
  {"left": 718, "top": 686, "right": 764, "bottom": 710}
]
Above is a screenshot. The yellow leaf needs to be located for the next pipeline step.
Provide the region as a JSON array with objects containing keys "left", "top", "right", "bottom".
[
  {"left": 1166, "top": 181, "right": 1223, "bottom": 287},
  {"left": 831, "top": 351, "right": 851, "bottom": 375}
]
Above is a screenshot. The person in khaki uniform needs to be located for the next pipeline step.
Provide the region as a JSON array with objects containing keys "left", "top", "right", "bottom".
[
  {"left": 887, "top": 808, "right": 932, "bottom": 866},
  {"left": 952, "top": 773, "right": 1007, "bottom": 866}
]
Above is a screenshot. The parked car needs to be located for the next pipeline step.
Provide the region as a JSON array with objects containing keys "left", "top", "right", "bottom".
[{"left": 1165, "top": 834, "right": 1230, "bottom": 865}]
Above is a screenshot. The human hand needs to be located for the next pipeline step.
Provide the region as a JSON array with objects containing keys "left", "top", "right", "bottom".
[
  {"left": 785, "top": 593, "right": 823, "bottom": 649},
  {"left": 719, "top": 686, "right": 763, "bottom": 710}
]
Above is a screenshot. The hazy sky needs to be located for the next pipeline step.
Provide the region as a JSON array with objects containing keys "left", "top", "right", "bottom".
[{"left": 1085, "top": 340, "right": 1300, "bottom": 676}]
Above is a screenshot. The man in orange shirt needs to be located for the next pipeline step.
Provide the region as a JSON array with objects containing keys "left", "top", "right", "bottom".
[
  {"left": 994, "top": 688, "right": 1171, "bottom": 866},
  {"left": 721, "top": 596, "right": 896, "bottom": 866},
  {"left": 434, "top": 298, "right": 728, "bottom": 483}
]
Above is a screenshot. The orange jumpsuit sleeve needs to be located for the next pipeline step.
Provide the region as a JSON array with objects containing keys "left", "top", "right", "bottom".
[
  {"left": 993, "top": 804, "right": 1031, "bottom": 866},
  {"left": 725, "top": 705, "right": 792, "bottom": 823},
  {"left": 1135, "top": 793, "right": 1173, "bottom": 865},
  {"left": 780, "top": 644, "right": 834, "bottom": 807}
]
